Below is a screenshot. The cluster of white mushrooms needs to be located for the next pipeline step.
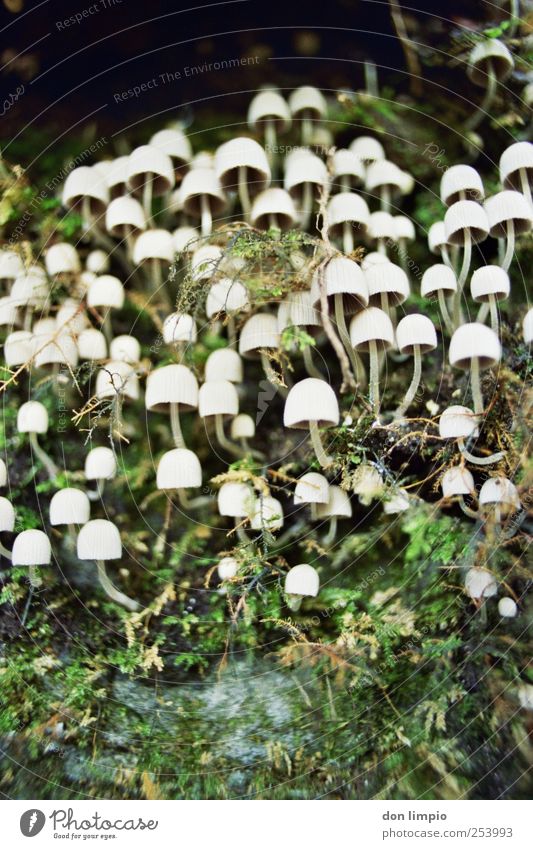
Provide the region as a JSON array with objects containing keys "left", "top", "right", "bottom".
[{"left": 0, "top": 84, "right": 530, "bottom": 619}]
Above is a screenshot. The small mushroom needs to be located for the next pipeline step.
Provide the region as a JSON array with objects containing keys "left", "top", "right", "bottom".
[
  {"left": 62, "top": 165, "right": 109, "bottom": 229},
  {"left": 466, "top": 39, "right": 514, "bottom": 131},
  {"left": 349, "top": 136, "right": 384, "bottom": 166},
  {"left": 284, "top": 150, "right": 328, "bottom": 228},
  {"left": 470, "top": 266, "right": 510, "bottom": 335},
  {"left": 349, "top": 307, "right": 394, "bottom": 418},
  {"left": 0, "top": 250, "right": 24, "bottom": 284},
  {"left": 109, "top": 335, "right": 141, "bottom": 365},
  {"left": 294, "top": 472, "right": 330, "bottom": 509},
  {"left": 315, "top": 485, "right": 352, "bottom": 544},
  {"left": 132, "top": 229, "right": 174, "bottom": 305},
  {"left": 145, "top": 364, "right": 199, "bottom": 449},
  {"left": 0, "top": 458, "right": 7, "bottom": 487},
  {"left": 206, "top": 278, "right": 249, "bottom": 346},
  {"left": 4, "top": 330, "right": 33, "bottom": 367},
  {"left": 284, "top": 563, "right": 319, "bottom": 611},
  {"left": 239, "top": 313, "right": 283, "bottom": 393},
  {"left": 87, "top": 275, "right": 125, "bottom": 343},
  {"left": 523, "top": 307, "right": 533, "bottom": 345},
  {"left": 0, "top": 496, "right": 15, "bottom": 560},
  {"left": 230, "top": 414, "right": 263, "bottom": 460},
  {"left": 179, "top": 166, "right": 227, "bottom": 236},
  {"left": 280, "top": 290, "right": 323, "bottom": 379},
  {"left": 331, "top": 149, "right": 365, "bottom": 195},
  {"left": 283, "top": 378, "right": 339, "bottom": 468},
  {"left": 499, "top": 141, "right": 533, "bottom": 211},
  {"left": 327, "top": 191, "right": 370, "bottom": 254},
  {"left": 86, "top": 250, "right": 110, "bottom": 275},
  {"left": 215, "top": 137, "right": 270, "bottom": 218},
  {"left": 464, "top": 567, "right": 498, "bottom": 601},
  {"left": 45, "top": 243, "right": 81, "bottom": 281},
  {"left": 288, "top": 86, "right": 327, "bottom": 144},
  {"left": 444, "top": 201, "right": 489, "bottom": 327},
  {"left": 247, "top": 88, "right": 291, "bottom": 169},
  {"left": 12, "top": 528, "right": 51, "bottom": 593},
  {"left": 365, "top": 261, "right": 410, "bottom": 317},
  {"left": 205, "top": 348, "right": 243, "bottom": 384},
  {"left": 498, "top": 597, "right": 518, "bottom": 619},
  {"left": 17, "top": 400, "right": 58, "bottom": 480},
  {"left": 250, "top": 188, "right": 297, "bottom": 231},
  {"left": 199, "top": 379, "right": 243, "bottom": 456},
  {"left": 367, "top": 211, "right": 397, "bottom": 256},
  {"left": 162, "top": 312, "right": 197, "bottom": 354},
  {"left": 50, "top": 487, "right": 91, "bottom": 548},
  {"left": 217, "top": 481, "right": 254, "bottom": 544},
  {"left": 250, "top": 496, "right": 284, "bottom": 534},
  {"left": 352, "top": 463, "right": 384, "bottom": 505},
  {"left": 217, "top": 556, "right": 239, "bottom": 581},
  {"left": 428, "top": 221, "right": 452, "bottom": 269},
  {"left": 77, "top": 519, "right": 139, "bottom": 611},
  {"left": 441, "top": 465, "right": 477, "bottom": 519},
  {"left": 126, "top": 145, "right": 175, "bottom": 223},
  {"left": 96, "top": 361, "right": 140, "bottom": 437},
  {"left": 440, "top": 165, "right": 484, "bottom": 207},
  {"left": 438, "top": 404, "right": 504, "bottom": 466},
  {"left": 84, "top": 446, "right": 117, "bottom": 500},
  {"left": 479, "top": 475, "right": 521, "bottom": 527},
  {"left": 484, "top": 190, "right": 532, "bottom": 272},
  {"left": 149, "top": 127, "right": 192, "bottom": 182},
  {"left": 449, "top": 322, "right": 501, "bottom": 415},
  {"left": 172, "top": 226, "right": 200, "bottom": 254},
  {"left": 106, "top": 196, "right": 146, "bottom": 256},
  {"left": 365, "top": 159, "right": 405, "bottom": 211},
  {"left": 394, "top": 314, "right": 437, "bottom": 419},
  {"left": 156, "top": 447, "right": 208, "bottom": 510},
  {"left": 421, "top": 264, "right": 457, "bottom": 335}
]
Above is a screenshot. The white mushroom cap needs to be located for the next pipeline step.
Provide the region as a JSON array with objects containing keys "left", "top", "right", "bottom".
[
  {"left": 315, "top": 485, "right": 352, "bottom": 519},
  {"left": 439, "top": 405, "right": 479, "bottom": 439},
  {"left": 479, "top": 476, "right": 521, "bottom": 511},
  {"left": 106, "top": 197, "right": 147, "bottom": 237},
  {"left": 396, "top": 169, "right": 415, "bottom": 196},
  {"left": 288, "top": 85, "right": 327, "bottom": 118},
  {"left": 86, "top": 250, "right": 110, "bottom": 275},
  {"left": 484, "top": 190, "right": 533, "bottom": 237},
  {"left": 444, "top": 200, "right": 489, "bottom": 245},
  {"left": 285, "top": 563, "right": 319, "bottom": 597},
  {"left": 0, "top": 250, "right": 24, "bottom": 280},
  {"left": 149, "top": 128, "right": 192, "bottom": 171},
  {"left": 126, "top": 145, "right": 175, "bottom": 196},
  {"left": 77, "top": 328, "right": 108, "bottom": 361},
  {"left": 331, "top": 150, "right": 365, "bottom": 185},
  {"left": 0, "top": 496, "right": 15, "bottom": 532},
  {"left": 294, "top": 472, "right": 330, "bottom": 505},
  {"left": 50, "top": 488, "right": 91, "bottom": 526},
  {"left": 396, "top": 314, "right": 437, "bottom": 354},
  {"left": 449, "top": 323, "right": 501, "bottom": 370},
  {"left": 393, "top": 215, "right": 416, "bottom": 242},
  {"left": 0, "top": 297, "right": 19, "bottom": 327},
  {"left": 349, "top": 307, "right": 394, "bottom": 351},
  {"left": 96, "top": 361, "right": 139, "bottom": 401},
  {"left": 250, "top": 188, "right": 297, "bottom": 230},
  {"left": 62, "top": 166, "right": 109, "bottom": 215},
  {"left": 230, "top": 413, "right": 255, "bottom": 439},
  {"left": 440, "top": 165, "right": 484, "bottom": 206},
  {"left": 523, "top": 307, "right": 533, "bottom": 344},
  {"left": 383, "top": 489, "right": 411, "bottom": 514},
  {"left": 191, "top": 245, "right": 223, "bottom": 281},
  {"left": 156, "top": 448, "right": 202, "bottom": 489},
  {"left": 217, "top": 556, "right": 239, "bottom": 580},
  {"left": 349, "top": 136, "right": 385, "bottom": 165},
  {"left": 365, "top": 159, "right": 405, "bottom": 193},
  {"left": 470, "top": 266, "right": 510, "bottom": 302},
  {"left": 110, "top": 335, "right": 141, "bottom": 363},
  {"left": 0, "top": 458, "right": 7, "bottom": 487},
  {"left": 239, "top": 313, "right": 280, "bottom": 357},
  {"left": 17, "top": 400, "right": 49, "bottom": 434},
  {"left": 145, "top": 364, "right": 198, "bottom": 412},
  {"left": 467, "top": 38, "right": 514, "bottom": 85},
  {"left": 4, "top": 331, "right": 33, "bottom": 367},
  {"left": 179, "top": 169, "right": 227, "bottom": 218},
  {"left": 190, "top": 151, "right": 215, "bottom": 170},
  {"left": 368, "top": 211, "right": 396, "bottom": 241},
  {"left": 361, "top": 251, "right": 390, "bottom": 271},
  {"left": 85, "top": 446, "right": 117, "bottom": 481},
  {"left": 498, "top": 597, "right": 518, "bottom": 618},
  {"left": 32, "top": 317, "right": 56, "bottom": 336},
  {"left": 327, "top": 192, "right": 370, "bottom": 234},
  {"left": 441, "top": 466, "right": 475, "bottom": 497},
  {"left": 172, "top": 226, "right": 200, "bottom": 253},
  {"left": 87, "top": 275, "right": 125, "bottom": 309},
  {"left": 247, "top": 89, "right": 291, "bottom": 132},
  {"left": 77, "top": 518, "right": 122, "bottom": 561},
  {"left": 163, "top": 312, "right": 197, "bottom": 344},
  {"left": 284, "top": 152, "right": 328, "bottom": 199},
  {"left": 34, "top": 331, "right": 79, "bottom": 370},
  {"left": 133, "top": 229, "right": 174, "bottom": 264},
  {"left": 287, "top": 291, "right": 321, "bottom": 327},
  {"left": 250, "top": 496, "right": 284, "bottom": 531},
  {"left": 12, "top": 529, "right": 51, "bottom": 566},
  {"left": 464, "top": 567, "right": 498, "bottom": 599},
  {"left": 205, "top": 348, "right": 243, "bottom": 383},
  {"left": 518, "top": 683, "right": 533, "bottom": 710},
  {"left": 310, "top": 256, "right": 369, "bottom": 312},
  {"left": 11, "top": 272, "right": 48, "bottom": 308},
  {"left": 499, "top": 141, "right": 533, "bottom": 189},
  {"left": 198, "top": 379, "right": 239, "bottom": 418},
  {"left": 45, "top": 243, "right": 81, "bottom": 276},
  {"left": 215, "top": 137, "right": 270, "bottom": 195},
  {"left": 284, "top": 378, "right": 339, "bottom": 429},
  {"left": 56, "top": 299, "right": 88, "bottom": 335},
  {"left": 105, "top": 155, "right": 129, "bottom": 197},
  {"left": 217, "top": 481, "right": 254, "bottom": 518},
  {"left": 428, "top": 221, "right": 449, "bottom": 254},
  {"left": 421, "top": 264, "right": 458, "bottom": 298},
  {"left": 365, "top": 262, "right": 410, "bottom": 307},
  {"left": 206, "top": 278, "right": 249, "bottom": 318}
]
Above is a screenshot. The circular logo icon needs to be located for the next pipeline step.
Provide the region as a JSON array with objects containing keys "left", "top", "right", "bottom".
[{"left": 20, "top": 810, "right": 46, "bottom": 837}]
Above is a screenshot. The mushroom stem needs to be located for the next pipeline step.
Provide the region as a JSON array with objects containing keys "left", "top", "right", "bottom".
[
  {"left": 441, "top": 245, "right": 453, "bottom": 269},
  {"left": 395, "top": 344, "right": 422, "bottom": 419},
  {"left": 380, "top": 291, "right": 390, "bottom": 317},
  {"left": 488, "top": 294, "right": 500, "bottom": 336},
  {"left": 437, "top": 289, "right": 455, "bottom": 335},
  {"left": 334, "top": 292, "right": 366, "bottom": 387},
  {"left": 102, "top": 311, "right": 113, "bottom": 346},
  {"left": 377, "top": 239, "right": 387, "bottom": 256},
  {"left": 29, "top": 432, "right": 58, "bottom": 480},
  {"left": 0, "top": 542, "right": 12, "bottom": 560},
  {"left": 322, "top": 516, "right": 338, "bottom": 546},
  {"left": 453, "top": 229, "right": 471, "bottom": 328},
  {"left": 200, "top": 193, "right": 212, "bottom": 237},
  {"left": 226, "top": 314, "right": 237, "bottom": 347},
  {"left": 457, "top": 438, "right": 505, "bottom": 466},
  {"left": 177, "top": 489, "right": 212, "bottom": 510},
  {"left": 268, "top": 213, "right": 280, "bottom": 232},
  {"left": 368, "top": 339, "right": 381, "bottom": 418},
  {"left": 380, "top": 185, "right": 391, "bottom": 212},
  {"left": 470, "top": 356, "right": 484, "bottom": 415},
  {"left": 466, "top": 59, "right": 498, "bottom": 131},
  {"left": 235, "top": 524, "right": 251, "bottom": 545},
  {"left": 67, "top": 524, "right": 77, "bottom": 550},
  {"left": 508, "top": 0, "right": 519, "bottom": 38},
  {"left": 520, "top": 167, "right": 532, "bottom": 211},
  {"left": 342, "top": 221, "right": 354, "bottom": 255},
  {"left": 28, "top": 564, "right": 42, "bottom": 588},
  {"left": 286, "top": 594, "right": 303, "bottom": 612},
  {"left": 265, "top": 118, "right": 277, "bottom": 171},
  {"left": 237, "top": 165, "right": 251, "bottom": 218},
  {"left": 309, "top": 419, "right": 332, "bottom": 468},
  {"left": 260, "top": 350, "right": 287, "bottom": 398},
  {"left": 170, "top": 402, "right": 185, "bottom": 449},
  {"left": 301, "top": 181, "right": 313, "bottom": 230},
  {"left": 143, "top": 174, "right": 154, "bottom": 224},
  {"left": 23, "top": 306, "right": 33, "bottom": 332},
  {"left": 301, "top": 114, "right": 313, "bottom": 146},
  {"left": 302, "top": 344, "right": 323, "bottom": 379},
  {"left": 214, "top": 414, "right": 244, "bottom": 457},
  {"left": 459, "top": 496, "right": 478, "bottom": 519},
  {"left": 340, "top": 176, "right": 350, "bottom": 194},
  {"left": 96, "top": 559, "right": 139, "bottom": 611},
  {"left": 502, "top": 218, "right": 515, "bottom": 272},
  {"left": 81, "top": 196, "right": 93, "bottom": 233}
]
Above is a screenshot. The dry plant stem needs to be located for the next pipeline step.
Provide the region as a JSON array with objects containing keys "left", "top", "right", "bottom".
[
  {"left": 214, "top": 414, "right": 245, "bottom": 457},
  {"left": 459, "top": 496, "right": 479, "bottom": 519},
  {"left": 470, "top": 356, "right": 484, "bottom": 415},
  {"left": 389, "top": 0, "right": 422, "bottom": 97},
  {"left": 457, "top": 438, "right": 505, "bottom": 466},
  {"left": 260, "top": 351, "right": 288, "bottom": 398},
  {"left": 143, "top": 174, "right": 154, "bottom": 224},
  {"left": 0, "top": 542, "right": 12, "bottom": 560},
  {"left": 309, "top": 419, "right": 331, "bottom": 468},
  {"left": 200, "top": 193, "right": 212, "bottom": 237},
  {"left": 466, "top": 60, "right": 497, "bottom": 131},
  {"left": 368, "top": 339, "right": 381, "bottom": 418},
  {"left": 302, "top": 344, "right": 323, "bottom": 379},
  {"left": 334, "top": 293, "right": 366, "bottom": 387},
  {"left": 520, "top": 168, "right": 532, "bottom": 210},
  {"left": 323, "top": 515, "right": 338, "bottom": 545},
  {"left": 438, "top": 289, "right": 455, "bottom": 335},
  {"left": 96, "top": 559, "right": 139, "bottom": 611},
  {"left": 237, "top": 165, "right": 251, "bottom": 218},
  {"left": 29, "top": 432, "right": 58, "bottom": 480},
  {"left": 170, "top": 402, "right": 185, "bottom": 449},
  {"left": 453, "top": 230, "right": 471, "bottom": 328},
  {"left": 342, "top": 221, "right": 354, "bottom": 254},
  {"left": 395, "top": 345, "right": 422, "bottom": 419},
  {"left": 502, "top": 219, "right": 515, "bottom": 272}
]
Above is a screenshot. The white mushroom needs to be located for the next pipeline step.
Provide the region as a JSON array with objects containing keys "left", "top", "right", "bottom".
[
  {"left": 215, "top": 137, "right": 270, "bottom": 218},
  {"left": 349, "top": 307, "right": 394, "bottom": 418},
  {"left": 77, "top": 519, "right": 139, "bottom": 611},
  {"left": 498, "top": 597, "right": 518, "bottom": 619},
  {"left": 198, "top": 379, "right": 242, "bottom": 456},
  {"left": 17, "top": 400, "right": 58, "bottom": 480},
  {"left": 394, "top": 314, "right": 437, "bottom": 419},
  {"left": 12, "top": 528, "right": 51, "bottom": 589},
  {"left": 484, "top": 190, "right": 532, "bottom": 272},
  {"left": 84, "top": 446, "right": 117, "bottom": 500},
  {"left": 145, "top": 364, "right": 198, "bottom": 449},
  {"left": 464, "top": 567, "right": 498, "bottom": 601},
  {"left": 439, "top": 404, "right": 504, "bottom": 466},
  {"left": 250, "top": 496, "right": 284, "bottom": 533},
  {"left": 499, "top": 140, "right": 533, "bottom": 211},
  {"left": 315, "top": 485, "right": 352, "bottom": 544},
  {"left": 421, "top": 264, "right": 457, "bottom": 335},
  {"left": 449, "top": 322, "right": 501, "bottom": 415},
  {"left": 0, "top": 496, "right": 15, "bottom": 560},
  {"left": 284, "top": 378, "right": 339, "bottom": 468},
  {"left": 50, "top": 487, "right": 91, "bottom": 546},
  {"left": 217, "top": 481, "right": 254, "bottom": 543},
  {"left": 470, "top": 266, "right": 510, "bottom": 334},
  {"left": 284, "top": 563, "right": 319, "bottom": 611}
]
